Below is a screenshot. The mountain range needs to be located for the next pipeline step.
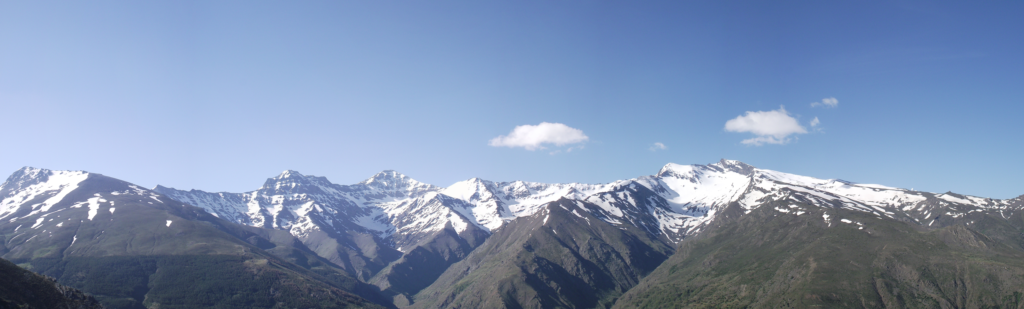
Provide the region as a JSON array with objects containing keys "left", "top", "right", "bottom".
[{"left": 2, "top": 159, "right": 1022, "bottom": 308}]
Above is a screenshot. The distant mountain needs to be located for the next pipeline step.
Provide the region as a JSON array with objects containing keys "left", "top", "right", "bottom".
[
  {"left": 0, "top": 256, "right": 103, "bottom": 309},
  {"left": 6, "top": 159, "right": 1023, "bottom": 308},
  {"left": 411, "top": 198, "right": 673, "bottom": 309},
  {"left": 613, "top": 196, "right": 1024, "bottom": 308},
  {"left": 154, "top": 170, "right": 493, "bottom": 302},
  {"left": 154, "top": 166, "right": 699, "bottom": 300},
  {"left": 0, "top": 167, "right": 386, "bottom": 309}
]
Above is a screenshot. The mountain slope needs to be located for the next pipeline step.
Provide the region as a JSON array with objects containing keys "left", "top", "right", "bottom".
[
  {"left": 368, "top": 224, "right": 486, "bottom": 306},
  {"left": 613, "top": 198, "right": 1024, "bottom": 308},
  {"left": 78, "top": 158, "right": 1021, "bottom": 309},
  {"left": 152, "top": 160, "right": 1024, "bottom": 308},
  {"left": 154, "top": 171, "right": 492, "bottom": 281},
  {"left": 0, "top": 256, "right": 103, "bottom": 309},
  {"left": 155, "top": 170, "right": 495, "bottom": 296},
  {"left": 0, "top": 167, "right": 385, "bottom": 309},
  {"left": 412, "top": 198, "right": 673, "bottom": 309}
]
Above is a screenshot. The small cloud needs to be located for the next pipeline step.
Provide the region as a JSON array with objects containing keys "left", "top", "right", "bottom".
[
  {"left": 650, "top": 142, "right": 667, "bottom": 151},
  {"left": 725, "top": 106, "right": 808, "bottom": 146},
  {"left": 489, "top": 122, "right": 589, "bottom": 151},
  {"left": 810, "top": 117, "right": 821, "bottom": 127},
  {"left": 811, "top": 97, "right": 838, "bottom": 108}
]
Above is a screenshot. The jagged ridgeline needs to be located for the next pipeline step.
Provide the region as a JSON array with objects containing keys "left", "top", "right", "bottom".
[
  {"left": 0, "top": 168, "right": 386, "bottom": 309},
  {"left": 2, "top": 160, "right": 1024, "bottom": 308}
]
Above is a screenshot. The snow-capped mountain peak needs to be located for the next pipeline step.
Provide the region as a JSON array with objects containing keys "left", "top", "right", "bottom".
[
  {"left": 714, "top": 159, "right": 754, "bottom": 176},
  {"left": 2, "top": 167, "right": 88, "bottom": 191},
  {"left": 1, "top": 167, "right": 91, "bottom": 221},
  {"left": 440, "top": 178, "right": 493, "bottom": 202},
  {"left": 146, "top": 160, "right": 1021, "bottom": 251},
  {"left": 657, "top": 159, "right": 755, "bottom": 180},
  {"left": 359, "top": 170, "right": 437, "bottom": 193},
  {"left": 258, "top": 170, "right": 340, "bottom": 194},
  {"left": 655, "top": 163, "right": 696, "bottom": 179}
]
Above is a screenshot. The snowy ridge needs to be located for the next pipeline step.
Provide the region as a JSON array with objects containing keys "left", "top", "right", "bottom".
[
  {"left": 2, "top": 161, "right": 1018, "bottom": 283},
  {"left": 439, "top": 178, "right": 515, "bottom": 230},
  {"left": 154, "top": 170, "right": 477, "bottom": 251},
  {"left": 440, "top": 178, "right": 624, "bottom": 230},
  {"left": 1, "top": 161, "right": 1020, "bottom": 259},
  {"left": 147, "top": 160, "right": 1020, "bottom": 248},
  {"left": 0, "top": 168, "right": 187, "bottom": 258},
  {"left": 0, "top": 167, "right": 90, "bottom": 221},
  {"left": 153, "top": 187, "right": 252, "bottom": 223}
]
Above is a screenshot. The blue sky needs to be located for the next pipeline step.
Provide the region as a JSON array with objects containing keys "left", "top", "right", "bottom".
[{"left": 2, "top": 1, "right": 1022, "bottom": 198}]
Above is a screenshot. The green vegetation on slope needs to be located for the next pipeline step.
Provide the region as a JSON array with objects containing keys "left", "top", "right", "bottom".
[
  {"left": 0, "top": 256, "right": 104, "bottom": 309},
  {"left": 22, "top": 255, "right": 377, "bottom": 309},
  {"left": 614, "top": 201, "right": 1024, "bottom": 309}
]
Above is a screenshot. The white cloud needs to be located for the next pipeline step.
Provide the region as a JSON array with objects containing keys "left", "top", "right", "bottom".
[
  {"left": 724, "top": 106, "right": 808, "bottom": 146},
  {"left": 649, "top": 142, "right": 667, "bottom": 151},
  {"left": 489, "top": 122, "right": 589, "bottom": 151},
  {"left": 810, "top": 97, "right": 838, "bottom": 108},
  {"left": 810, "top": 117, "right": 820, "bottom": 127}
]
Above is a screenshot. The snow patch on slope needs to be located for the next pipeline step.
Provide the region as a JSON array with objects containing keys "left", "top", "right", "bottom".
[{"left": 0, "top": 169, "right": 89, "bottom": 220}]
